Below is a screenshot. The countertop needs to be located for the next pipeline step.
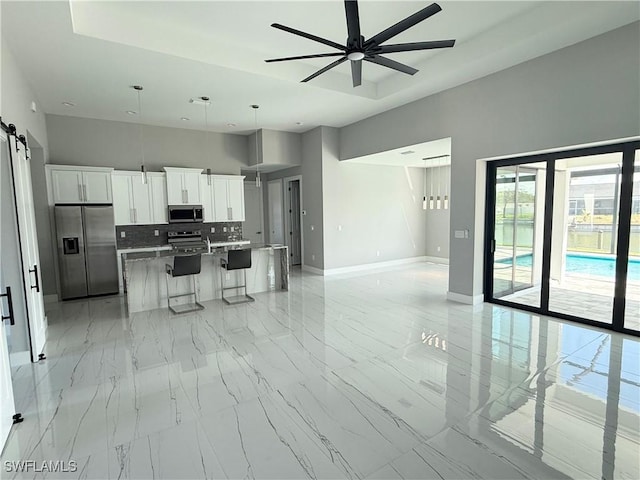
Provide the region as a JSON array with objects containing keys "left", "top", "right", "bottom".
[{"left": 121, "top": 242, "right": 287, "bottom": 261}]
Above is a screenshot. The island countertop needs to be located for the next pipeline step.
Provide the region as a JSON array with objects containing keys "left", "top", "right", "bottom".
[{"left": 120, "top": 243, "right": 289, "bottom": 313}]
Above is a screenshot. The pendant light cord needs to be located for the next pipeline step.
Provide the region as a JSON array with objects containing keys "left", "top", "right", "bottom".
[
  {"left": 136, "top": 87, "right": 145, "bottom": 171},
  {"left": 252, "top": 105, "right": 260, "bottom": 187}
]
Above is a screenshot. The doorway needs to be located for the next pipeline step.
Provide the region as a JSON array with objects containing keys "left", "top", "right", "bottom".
[
  {"left": 485, "top": 140, "right": 640, "bottom": 335},
  {"left": 284, "top": 177, "right": 302, "bottom": 266}
]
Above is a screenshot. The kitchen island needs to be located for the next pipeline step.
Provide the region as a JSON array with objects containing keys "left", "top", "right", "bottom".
[{"left": 121, "top": 244, "right": 288, "bottom": 313}]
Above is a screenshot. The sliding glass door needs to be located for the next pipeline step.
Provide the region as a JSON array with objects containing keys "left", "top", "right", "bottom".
[
  {"left": 485, "top": 141, "right": 640, "bottom": 336},
  {"left": 492, "top": 163, "right": 545, "bottom": 308}
]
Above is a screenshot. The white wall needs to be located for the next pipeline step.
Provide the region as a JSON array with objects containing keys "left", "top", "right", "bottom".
[
  {"left": 0, "top": 39, "right": 49, "bottom": 153},
  {"left": 339, "top": 22, "right": 640, "bottom": 297},
  {"left": 321, "top": 127, "right": 428, "bottom": 269}
]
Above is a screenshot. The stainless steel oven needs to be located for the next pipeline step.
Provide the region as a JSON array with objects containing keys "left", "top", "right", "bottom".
[{"left": 168, "top": 205, "right": 203, "bottom": 223}]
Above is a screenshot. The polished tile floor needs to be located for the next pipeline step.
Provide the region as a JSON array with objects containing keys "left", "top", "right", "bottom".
[{"left": 2, "top": 263, "right": 639, "bottom": 479}]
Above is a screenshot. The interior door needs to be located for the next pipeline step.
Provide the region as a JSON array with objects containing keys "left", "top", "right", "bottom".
[
  {"left": 268, "top": 180, "right": 284, "bottom": 245},
  {"left": 243, "top": 183, "right": 264, "bottom": 244},
  {"left": 0, "top": 133, "right": 17, "bottom": 450},
  {"left": 288, "top": 180, "right": 302, "bottom": 265},
  {"left": 9, "top": 136, "right": 47, "bottom": 359}
]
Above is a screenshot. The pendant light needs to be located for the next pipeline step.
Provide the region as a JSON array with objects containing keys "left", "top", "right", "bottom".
[
  {"left": 444, "top": 162, "right": 449, "bottom": 210},
  {"left": 133, "top": 85, "right": 147, "bottom": 184},
  {"left": 429, "top": 162, "right": 435, "bottom": 209},
  {"left": 436, "top": 161, "right": 442, "bottom": 209},
  {"left": 201, "top": 96, "right": 212, "bottom": 185},
  {"left": 422, "top": 158, "right": 427, "bottom": 210},
  {"left": 252, "top": 104, "right": 261, "bottom": 188}
]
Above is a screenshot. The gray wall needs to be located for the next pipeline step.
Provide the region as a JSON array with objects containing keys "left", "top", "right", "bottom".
[
  {"left": 300, "top": 128, "right": 324, "bottom": 269},
  {"left": 321, "top": 127, "right": 428, "bottom": 269},
  {"left": 339, "top": 22, "right": 640, "bottom": 297},
  {"left": 46, "top": 114, "right": 248, "bottom": 173},
  {"left": 425, "top": 166, "right": 450, "bottom": 259}
]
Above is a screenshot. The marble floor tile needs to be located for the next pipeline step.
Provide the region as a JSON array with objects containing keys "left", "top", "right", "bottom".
[{"left": 1, "top": 263, "right": 638, "bottom": 480}]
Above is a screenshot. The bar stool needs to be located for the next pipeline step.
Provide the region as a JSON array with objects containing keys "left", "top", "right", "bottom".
[
  {"left": 165, "top": 254, "right": 204, "bottom": 314},
  {"left": 220, "top": 249, "right": 254, "bottom": 305}
]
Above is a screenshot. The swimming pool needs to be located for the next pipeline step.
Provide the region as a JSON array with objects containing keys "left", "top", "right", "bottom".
[{"left": 498, "top": 253, "right": 640, "bottom": 281}]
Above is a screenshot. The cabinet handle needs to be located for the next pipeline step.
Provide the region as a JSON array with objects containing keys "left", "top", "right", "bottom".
[
  {"left": 185, "top": 189, "right": 189, "bottom": 203},
  {"left": 83, "top": 184, "right": 87, "bottom": 202},
  {"left": 134, "top": 209, "right": 138, "bottom": 223},
  {"left": 29, "top": 265, "right": 40, "bottom": 293},
  {"left": 130, "top": 208, "right": 134, "bottom": 223},
  {"left": 1, "top": 286, "right": 15, "bottom": 325},
  {"left": 228, "top": 207, "right": 232, "bottom": 220},
  {"left": 78, "top": 184, "right": 83, "bottom": 201}
]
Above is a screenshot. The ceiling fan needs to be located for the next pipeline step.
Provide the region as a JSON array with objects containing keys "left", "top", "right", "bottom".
[{"left": 265, "top": 1, "right": 455, "bottom": 87}]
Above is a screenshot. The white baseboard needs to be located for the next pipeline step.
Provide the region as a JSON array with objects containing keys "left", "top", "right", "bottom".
[
  {"left": 321, "top": 256, "right": 428, "bottom": 276},
  {"left": 447, "top": 291, "right": 484, "bottom": 305},
  {"left": 10, "top": 351, "right": 31, "bottom": 366},
  {"left": 302, "top": 265, "right": 324, "bottom": 275},
  {"left": 424, "top": 256, "right": 449, "bottom": 265},
  {"left": 44, "top": 294, "right": 58, "bottom": 304}
]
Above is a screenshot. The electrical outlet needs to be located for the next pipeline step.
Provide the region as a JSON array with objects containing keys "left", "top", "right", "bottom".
[
  {"left": 376, "top": 250, "right": 380, "bottom": 257},
  {"left": 223, "top": 227, "right": 227, "bottom": 233},
  {"left": 120, "top": 231, "right": 126, "bottom": 238},
  {"left": 210, "top": 227, "right": 215, "bottom": 233},
  {"left": 230, "top": 226, "right": 235, "bottom": 232},
  {"left": 154, "top": 230, "right": 159, "bottom": 237},
  {"left": 310, "top": 225, "right": 315, "bottom": 231},
  {"left": 311, "top": 254, "right": 315, "bottom": 261},
  {"left": 338, "top": 225, "right": 342, "bottom": 231},
  {"left": 437, "top": 246, "right": 441, "bottom": 252},
  {"left": 225, "top": 273, "right": 231, "bottom": 281}
]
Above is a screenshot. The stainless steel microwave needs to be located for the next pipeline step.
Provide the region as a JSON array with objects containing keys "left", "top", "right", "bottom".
[{"left": 168, "top": 205, "right": 203, "bottom": 223}]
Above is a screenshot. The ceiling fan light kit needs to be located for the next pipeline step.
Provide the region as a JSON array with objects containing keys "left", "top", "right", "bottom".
[{"left": 266, "top": 0, "right": 455, "bottom": 87}]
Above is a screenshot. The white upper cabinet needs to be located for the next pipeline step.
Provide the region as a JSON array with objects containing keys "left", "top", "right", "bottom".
[
  {"left": 163, "top": 167, "right": 202, "bottom": 205},
  {"left": 200, "top": 175, "right": 215, "bottom": 222},
  {"left": 112, "top": 171, "right": 168, "bottom": 225},
  {"left": 227, "top": 177, "right": 245, "bottom": 222},
  {"left": 211, "top": 175, "right": 245, "bottom": 222},
  {"left": 50, "top": 167, "right": 113, "bottom": 204},
  {"left": 148, "top": 173, "right": 168, "bottom": 224},
  {"left": 111, "top": 172, "right": 152, "bottom": 225}
]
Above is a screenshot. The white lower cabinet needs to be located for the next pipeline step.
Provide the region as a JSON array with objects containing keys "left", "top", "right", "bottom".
[{"left": 112, "top": 171, "right": 168, "bottom": 225}]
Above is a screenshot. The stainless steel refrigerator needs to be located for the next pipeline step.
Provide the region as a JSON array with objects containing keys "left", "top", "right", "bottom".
[{"left": 55, "top": 205, "right": 119, "bottom": 300}]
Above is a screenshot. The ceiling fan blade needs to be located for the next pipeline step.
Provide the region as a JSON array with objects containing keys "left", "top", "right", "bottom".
[
  {"left": 376, "top": 39, "right": 455, "bottom": 54},
  {"left": 271, "top": 23, "right": 346, "bottom": 52},
  {"left": 365, "top": 3, "right": 442, "bottom": 48},
  {"left": 351, "top": 60, "right": 362, "bottom": 87},
  {"left": 301, "top": 56, "right": 348, "bottom": 82},
  {"left": 265, "top": 52, "right": 345, "bottom": 63},
  {"left": 344, "top": 0, "right": 362, "bottom": 48},
  {"left": 364, "top": 55, "right": 418, "bottom": 75}
]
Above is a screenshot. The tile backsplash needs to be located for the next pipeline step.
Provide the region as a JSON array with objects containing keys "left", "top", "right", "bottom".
[{"left": 116, "top": 222, "right": 243, "bottom": 249}]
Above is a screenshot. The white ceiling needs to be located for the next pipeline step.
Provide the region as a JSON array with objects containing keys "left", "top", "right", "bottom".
[{"left": 1, "top": 1, "right": 638, "bottom": 135}]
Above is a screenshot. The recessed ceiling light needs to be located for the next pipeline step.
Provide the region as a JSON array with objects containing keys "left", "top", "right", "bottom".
[
  {"left": 189, "top": 97, "right": 211, "bottom": 106},
  {"left": 126, "top": 110, "right": 137, "bottom": 115},
  {"left": 400, "top": 150, "right": 415, "bottom": 155},
  {"left": 227, "top": 123, "right": 236, "bottom": 127},
  {"left": 62, "top": 101, "right": 75, "bottom": 107},
  {"left": 180, "top": 117, "right": 190, "bottom": 121},
  {"left": 296, "top": 122, "right": 304, "bottom": 126}
]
